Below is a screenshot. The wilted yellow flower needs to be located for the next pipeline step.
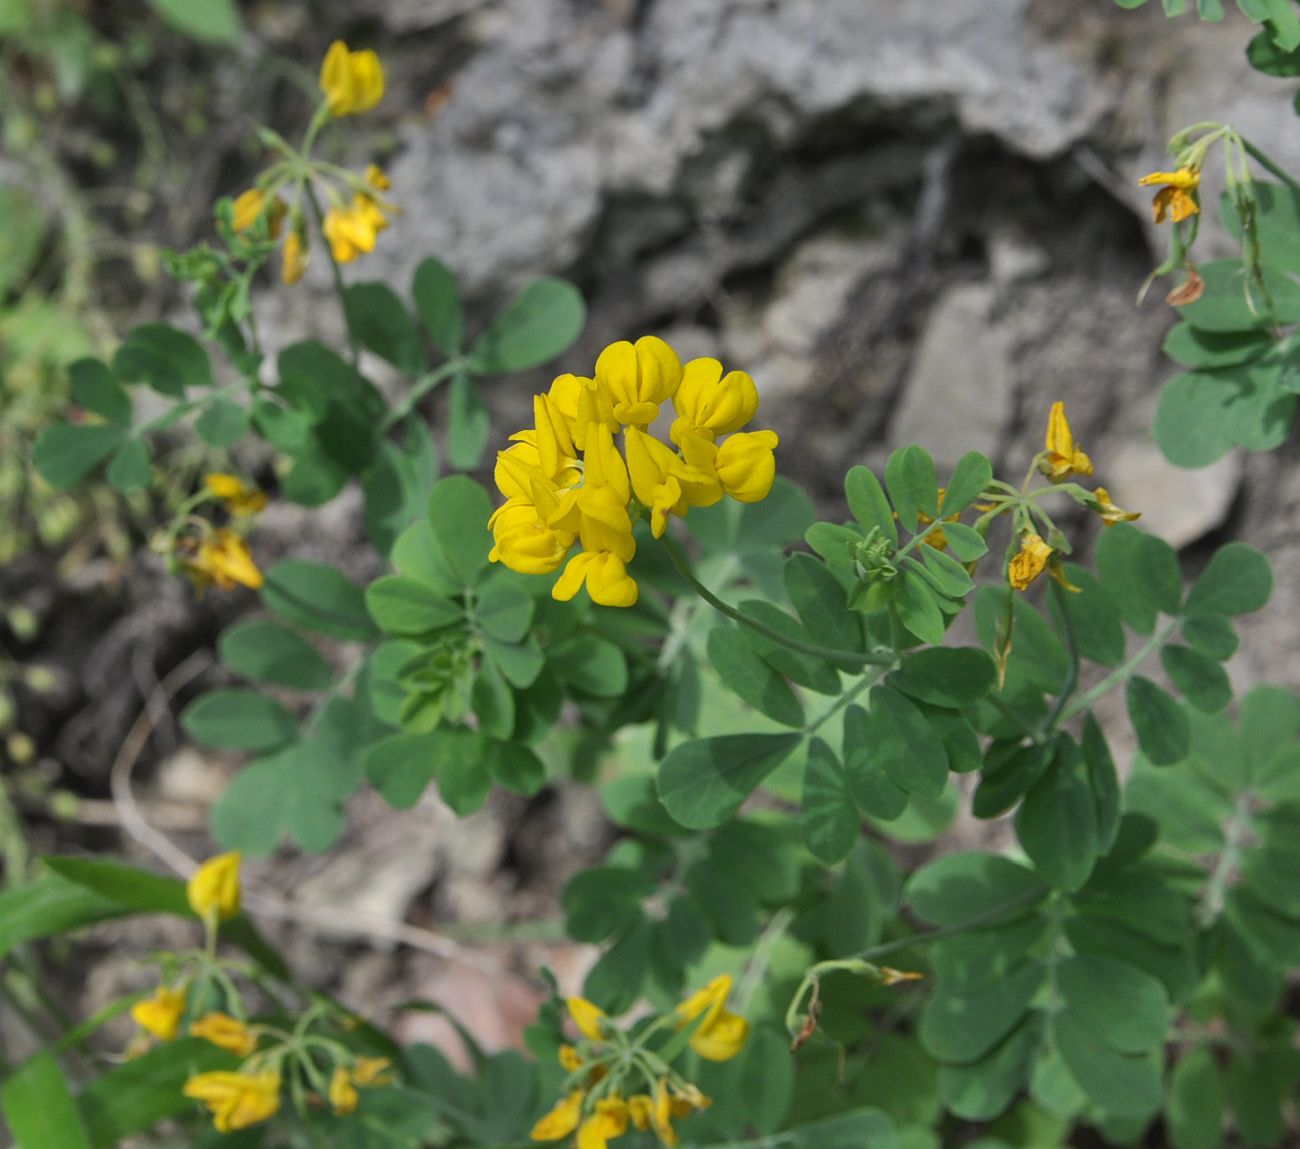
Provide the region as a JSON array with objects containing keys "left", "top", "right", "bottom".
[
  {"left": 204, "top": 473, "right": 267, "bottom": 516},
  {"left": 1139, "top": 168, "right": 1200, "bottom": 224},
  {"left": 190, "top": 1012, "right": 257, "bottom": 1058},
  {"left": 187, "top": 851, "right": 241, "bottom": 922},
  {"left": 577, "top": 1096, "right": 630, "bottom": 1149},
  {"left": 566, "top": 997, "right": 607, "bottom": 1042},
  {"left": 1009, "top": 532, "right": 1053, "bottom": 592},
  {"left": 674, "top": 975, "right": 750, "bottom": 1062},
  {"left": 878, "top": 967, "right": 925, "bottom": 986},
  {"left": 1090, "top": 486, "right": 1140, "bottom": 527},
  {"left": 531, "top": 1090, "right": 585, "bottom": 1141},
  {"left": 319, "top": 41, "right": 385, "bottom": 117},
  {"left": 1041, "top": 402, "right": 1092, "bottom": 483},
  {"left": 281, "top": 229, "right": 307, "bottom": 285},
  {"left": 183, "top": 529, "right": 263, "bottom": 593},
  {"left": 130, "top": 986, "right": 186, "bottom": 1042},
  {"left": 183, "top": 1070, "right": 281, "bottom": 1133}
]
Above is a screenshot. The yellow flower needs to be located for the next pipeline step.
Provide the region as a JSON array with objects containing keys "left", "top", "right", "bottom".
[
  {"left": 625, "top": 426, "right": 718, "bottom": 538},
  {"left": 713, "top": 429, "right": 779, "bottom": 503},
  {"left": 130, "top": 986, "right": 186, "bottom": 1042},
  {"left": 184, "top": 1070, "right": 281, "bottom": 1133},
  {"left": 1008, "top": 532, "right": 1053, "bottom": 592},
  {"left": 351, "top": 1057, "right": 393, "bottom": 1086},
  {"left": 204, "top": 473, "right": 268, "bottom": 516},
  {"left": 1090, "top": 486, "right": 1140, "bottom": 527},
  {"left": 577, "top": 1097, "right": 630, "bottom": 1149},
  {"left": 566, "top": 997, "right": 607, "bottom": 1042},
  {"left": 531, "top": 1090, "right": 585, "bottom": 1141},
  {"left": 594, "top": 337, "right": 683, "bottom": 428},
  {"left": 1139, "top": 168, "right": 1200, "bottom": 224},
  {"left": 187, "top": 851, "right": 242, "bottom": 922},
  {"left": 329, "top": 1066, "right": 359, "bottom": 1116},
  {"left": 319, "top": 41, "right": 385, "bottom": 117},
  {"left": 1041, "top": 401, "right": 1092, "bottom": 483},
  {"left": 281, "top": 228, "right": 307, "bottom": 285},
  {"left": 670, "top": 358, "right": 759, "bottom": 444},
  {"left": 674, "top": 975, "right": 750, "bottom": 1062},
  {"left": 364, "top": 164, "right": 391, "bottom": 191},
  {"left": 183, "top": 529, "right": 264, "bottom": 593},
  {"left": 190, "top": 1012, "right": 257, "bottom": 1058},
  {"left": 322, "top": 194, "right": 393, "bottom": 263},
  {"left": 558, "top": 1044, "right": 584, "bottom": 1071},
  {"left": 231, "top": 188, "right": 285, "bottom": 237}
]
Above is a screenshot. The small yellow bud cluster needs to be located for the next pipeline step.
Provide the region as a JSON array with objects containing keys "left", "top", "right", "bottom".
[
  {"left": 174, "top": 477, "right": 267, "bottom": 595},
  {"left": 531, "top": 976, "right": 748, "bottom": 1149},
  {"left": 489, "top": 337, "right": 779, "bottom": 607}
]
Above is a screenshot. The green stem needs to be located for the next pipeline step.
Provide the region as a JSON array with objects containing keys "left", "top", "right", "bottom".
[
  {"left": 1040, "top": 579, "right": 1080, "bottom": 736},
  {"left": 803, "top": 674, "right": 877, "bottom": 738},
  {"left": 1056, "top": 617, "right": 1180, "bottom": 724},
  {"left": 1241, "top": 138, "right": 1300, "bottom": 196},
  {"left": 1197, "top": 791, "right": 1255, "bottom": 928},
  {"left": 855, "top": 884, "right": 1050, "bottom": 963},
  {"left": 661, "top": 534, "right": 894, "bottom": 669},
  {"left": 303, "top": 183, "right": 360, "bottom": 368},
  {"left": 380, "top": 359, "right": 465, "bottom": 431}
]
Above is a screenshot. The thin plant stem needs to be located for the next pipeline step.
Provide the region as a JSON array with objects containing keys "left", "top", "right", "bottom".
[{"left": 303, "top": 183, "right": 360, "bottom": 368}]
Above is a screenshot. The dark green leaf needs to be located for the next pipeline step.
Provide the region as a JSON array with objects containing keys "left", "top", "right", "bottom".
[
  {"left": 842, "top": 705, "right": 908, "bottom": 820},
  {"left": 1156, "top": 367, "right": 1296, "bottom": 467},
  {"left": 33, "top": 423, "right": 126, "bottom": 489},
  {"left": 1175, "top": 259, "right": 1300, "bottom": 331},
  {"left": 919, "top": 959, "right": 1044, "bottom": 1063},
  {"left": 1048, "top": 565, "right": 1126, "bottom": 667},
  {"left": 548, "top": 634, "right": 627, "bottom": 697},
  {"left": 149, "top": 0, "right": 239, "bottom": 42},
  {"left": 467, "top": 278, "right": 584, "bottom": 374},
  {"left": 941, "top": 451, "right": 994, "bottom": 516},
  {"left": 105, "top": 437, "right": 151, "bottom": 492},
  {"left": 708, "top": 626, "right": 804, "bottom": 727},
  {"left": 180, "top": 689, "right": 296, "bottom": 752},
  {"left": 2, "top": 1052, "right": 92, "bottom": 1149},
  {"left": 1082, "top": 715, "right": 1122, "bottom": 854},
  {"left": 218, "top": 620, "right": 332, "bottom": 690},
  {"left": 801, "top": 738, "right": 859, "bottom": 864},
  {"left": 345, "top": 282, "right": 426, "bottom": 375},
  {"left": 939, "top": 1014, "right": 1043, "bottom": 1121},
  {"left": 1015, "top": 743, "right": 1100, "bottom": 891},
  {"left": 1185, "top": 542, "right": 1272, "bottom": 616},
  {"left": 1163, "top": 322, "right": 1273, "bottom": 369},
  {"left": 1127, "top": 676, "right": 1191, "bottom": 765},
  {"left": 1095, "top": 524, "right": 1181, "bottom": 634},
  {"left": 864, "top": 684, "right": 948, "bottom": 797},
  {"left": 906, "top": 852, "right": 1045, "bottom": 927},
  {"left": 69, "top": 358, "right": 130, "bottom": 425},
  {"left": 1162, "top": 644, "right": 1232, "bottom": 712},
  {"left": 891, "top": 647, "right": 996, "bottom": 707},
  {"left": 845, "top": 465, "right": 897, "bottom": 545},
  {"left": 447, "top": 371, "right": 490, "bottom": 470},
  {"left": 656, "top": 733, "right": 802, "bottom": 829},
  {"left": 112, "top": 323, "right": 212, "bottom": 395},
  {"left": 1167, "top": 1048, "right": 1225, "bottom": 1149},
  {"left": 366, "top": 575, "right": 463, "bottom": 637},
  {"left": 413, "top": 257, "right": 463, "bottom": 355},
  {"left": 426, "top": 476, "right": 493, "bottom": 585},
  {"left": 262, "top": 559, "right": 378, "bottom": 641},
  {"left": 884, "top": 445, "right": 939, "bottom": 533},
  {"left": 973, "top": 740, "right": 1054, "bottom": 819},
  {"left": 1180, "top": 613, "right": 1239, "bottom": 661},
  {"left": 1052, "top": 1012, "right": 1162, "bottom": 1119},
  {"left": 194, "top": 397, "right": 249, "bottom": 448},
  {"left": 893, "top": 567, "right": 947, "bottom": 644},
  {"left": 783, "top": 553, "right": 860, "bottom": 652},
  {"left": 1058, "top": 953, "right": 1170, "bottom": 1053}
]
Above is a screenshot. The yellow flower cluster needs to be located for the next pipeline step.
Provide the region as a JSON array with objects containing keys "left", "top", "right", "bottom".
[
  {"left": 532, "top": 977, "right": 748, "bottom": 1149},
  {"left": 490, "top": 337, "right": 779, "bottom": 607},
  {"left": 322, "top": 165, "right": 396, "bottom": 265}
]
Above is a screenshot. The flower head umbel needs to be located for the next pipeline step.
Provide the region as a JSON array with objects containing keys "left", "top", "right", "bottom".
[
  {"left": 320, "top": 40, "right": 385, "bottom": 118},
  {"left": 490, "top": 338, "right": 778, "bottom": 607},
  {"left": 131, "top": 985, "right": 187, "bottom": 1043},
  {"left": 184, "top": 1070, "right": 281, "bottom": 1133},
  {"left": 187, "top": 851, "right": 242, "bottom": 924},
  {"left": 1139, "top": 167, "right": 1200, "bottom": 224},
  {"left": 1039, "top": 401, "right": 1092, "bottom": 483}
]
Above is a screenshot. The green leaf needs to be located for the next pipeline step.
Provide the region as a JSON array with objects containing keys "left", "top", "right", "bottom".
[
  {"left": 783, "top": 553, "right": 861, "bottom": 652},
  {"left": 2, "top": 1052, "right": 92, "bottom": 1149},
  {"left": 842, "top": 705, "right": 908, "bottom": 821},
  {"left": 365, "top": 731, "right": 440, "bottom": 809},
  {"left": 845, "top": 465, "right": 898, "bottom": 545},
  {"left": 1185, "top": 541, "right": 1272, "bottom": 616},
  {"left": 656, "top": 733, "right": 803, "bottom": 829},
  {"left": 1052, "top": 1012, "right": 1163, "bottom": 1119},
  {"left": 364, "top": 420, "right": 440, "bottom": 557},
  {"left": 919, "top": 959, "right": 1045, "bottom": 1063},
  {"left": 1058, "top": 953, "right": 1170, "bottom": 1053},
  {"left": 548, "top": 634, "right": 628, "bottom": 697},
  {"left": 801, "top": 738, "right": 859, "bottom": 864},
  {"left": 33, "top": 423, "right": 126, "bottom": 489},
  {"left": 487, "top": 740, "right": 546, "bottom": 796},
  {"left": 942, "top": 451, "right": 994, "bottom": 515},
  {"left": 736, "top": 600, "right": 842, "bottom": 695},
  {"left": 583, "top": 919, "right": 650, "bottom": 1015},
  {"left": 1163, "top": 322, "right": 1273, "bottom": 369},
  {"left": 0, "top": 876, "right": 124, "bottom": 960},
  {"left": 262, "top": 559, "right": 378, "bottom": 641},
  {"left": 1082, "top": 715, "right": 1122, "bottom": 854},
  {"left": 112, "top": 323, "right": 212, "bottom": 395},
  {"left": 906, "top": 852, "right": 1045, "bottom": 927},
  {"left": 1094, "top": 524, "right": 1181, "bottom": 633},
  {"left": 1047, "top": 565, "right": 1125, "bottom": 667},
  {"left": 195, "top": 397, "right": 249, "bottom": 447},
  {"left": 893, "top": 568, "right": 947, "bottom": 645},
  {"left": 471, "top": 657, "right": 514, "bottom": 740},
  {"left": 413, "top": 257, "right": 463, "bottom": 355},
  {"left": 68, "top": 358, "right": 131, "bottom": 425},
  {"left": 865, "top": 684, "right": 948, "bottom": 797},
  {"left": 105, "top": 437, "right": 151, "bottom": 492},
  {"left": 0, "top": 183, "right": 46, "bottom": 292},
  {"left": 218, "top": 620, "right": 333, "bottom": 690},
  {"left": 563, "top": 866, "right": 656, "bottom": 942},
  {"left": 739, "top": 1027, "right": 796, "bottom": 1134},
  {"left": 345, "top": 282, "right": 427, "bottom": 375},
  {"left": 180, "top": 689, "right": 296, "bottom": 752},
  {"left": 916, "top": 546, "right": 974, "bottom": 598},
  {"left": 149, "top": 0, "right": 239, "bottom": 43},
  {"left": 940, "top": 522, "right": 988, "bottom": 562},
  {"left": 1156, "top": 367, "right": 1296, "bottom": 466},
  {"left": 447, "top": 371, "right": 490, "bottom": 470},
  {"left": 708, "top": 625, "right": 804, "bottom": 728},
  {"left": 891, "top": 647, "right": 996, "bottom": 707},
  {"left": 1175, "top": 259, "right": 1300, "bottom": 331},
  {"left": 1248, "top": 27, "right": 1300, "bottom": 73},
  {"left": 438, "top": 735, "right": 494, "bottom": 815},
  {"left": 1180, "top": 613, "right": 1239, "bottom": 661},
  {"left": 1015, "top": 743, "right": 1100, "bottom": 891},
  {"left": 1161, "top": 644, "right": 1232, "bottom": 712},
  {"left": 477, "top": 581, "right": 534, "bottom": 643},
  {"left": 973, "top": 740, "right": 1054, "bottom": 819},
  {"left": 366, "top": 575, "right": 463, "bottom": 637},
  {"left": 467, "top": 278, "right": 585, "bottom": 374},
  {"left": 426, "top": 475, "right": 493, "bottom": 585},
  {"left": 787, "top": 1109, "right": 901, "bottom": 1149},
  {"left": 939, "top": 1014, "right": 1044, "bottom": 1121},
  {"left": 884, "top": 444, "right": 939, "bottom": 533},
  {"left": 1127, "top": 676, "right": 1191, "bottom": 765},
  {"left": 1167, "top": 1049, "right": 1225, "bottom": 1149}
]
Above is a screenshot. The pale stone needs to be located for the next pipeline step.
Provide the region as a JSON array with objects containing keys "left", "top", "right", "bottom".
[{"left": 1105, "top": 440, "right": 1242, "bottom": 550}]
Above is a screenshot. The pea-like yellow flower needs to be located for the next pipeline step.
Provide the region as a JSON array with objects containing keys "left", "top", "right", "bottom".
[
  {"left": 1040, "top": 401, "right": 1092, "bottom": 483},
  {"left": 1090, "top": 486, "right": 1141, "bottom": 527},
  {"left": 625, "top": 427, "right": 718, "bottom": 538},
  {"left": 566, "top": 997, "right": 607, "bottom": 1042},
  {"left": 670, "top": 358, "right": 759, "bottom": 444},
  {"left": 531, "top": 1089, "right": 585, "bottom": 1141},
  {"left": 632, "top": 1079, "right": 694, "bottom": 1147},
  {"left": 558, "top": 1044, "right": 584, "bottom": 1071},
  {"left": 577, "top": 1096, "right": 630, "bottom": 1149},
  {"left": 281, "top": 228, "right": 307, "bottom": 285},
  {"left": 183, "top": 529, "right": 264, "bottom": 593},
  {"left": 674, "top": 975, "right": 750, "bottom": 1062},
  {"left": 319, "top": 41, "right": 385, "bottom": 118},
  {"left": 329, "top": 1066, "right": 359, "bottom": 1116},
  {"left": 187, "top": 851, "right": 242, "bottom": 922},
  {"left": 350, "top": 1057, "right": 393, "bottom": 1087},
  {"left": 231, "top": 188, "right": 285, "bottom": 237},
  {"left": 205, "top": 473, "right": 268, "bottom": 516},
  {"left": 190, "top": 1012, "right": 257, "bottom": 1058},
  {"left": 594, "top": 336, "right": 683, "bottom": 429},
  {"left": 713, "top": 430, "right": 779, "bottom": 503},
  {"left": 183, "top": 1070, "right": 281, "bottom": 1133},
  {"left": 322, "top": 194, "right": 393, "bottom": 264},
  {"left": 1139, "top": 168, "right": 1200, "bottom": 224},
  {"left": 130, "top": 985, "right": 186, "bottom": 1042},
  {"left": 1008, "top": 532, "right": 1053, "bottom": 591}
]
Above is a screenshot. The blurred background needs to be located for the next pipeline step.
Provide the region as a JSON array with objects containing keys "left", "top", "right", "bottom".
[{"left": 3, "top": 0, "right": 1299, "bottom": 1072}]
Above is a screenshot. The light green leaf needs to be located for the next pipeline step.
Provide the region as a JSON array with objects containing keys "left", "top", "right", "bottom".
[
  {"left": 366, "top": 575, "right": 463, "bottom": 637},
  {"left": 33, "top": 423, "right": 127, "bottom": 490},
  {"left": 149, "top": 0, "right": 240, "bottom": 43},
  {"left": 942, "top": 451, "right": 994, "bottom": 515},
  {"left": 1057, "top": 953, "right": 1170, "bottom": 1053},
  {"left": 1184, "top": 541, "right": 1272, "bottom": 616},
  {"left": 262, "top": 559, "right": 378, "bottom": 641},
  {"left": 105, "top": 437, "right": 151, "bottom": 492},
  {"left": 467, "top": 278, "right": 585, "bottom": 374},
  {"left": 2, "top": 1052, "right": 91, "bottom": 1149},
  {"left": 1167, "top": 1048, "right": 1225, "bottom": 1149},
  {"left": 218, "top": 620, "right": 333, "bottom": 690},
  {"left": 845, "top": 465, "right": 898, "bottom": 545},
  {"left": 68, "top": 358, "right": 131, "bottom": 425},
  {"left": 180, "top": 689, "right": 296, "bottom": 752},
  {"left": 195, "top": 397, "right": 249, "bottom": 447},
  {"left": 413, "top": 257, "right": 463, "bottom": 355}
]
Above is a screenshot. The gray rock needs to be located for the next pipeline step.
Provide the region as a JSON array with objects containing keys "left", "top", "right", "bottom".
[{"left": 1105, "top": 439, "right": 1242, "bottom": 550}]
